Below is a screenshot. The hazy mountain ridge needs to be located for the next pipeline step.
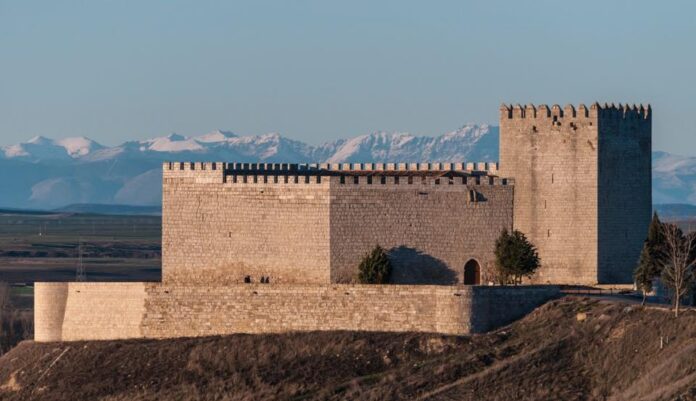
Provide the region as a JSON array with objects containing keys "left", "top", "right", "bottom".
[
  {"left": 0, "top": 126, "right": 498, "bottom": 209},
  {"left": 0, "top": 126, "right": 692, "bottom": 210}
]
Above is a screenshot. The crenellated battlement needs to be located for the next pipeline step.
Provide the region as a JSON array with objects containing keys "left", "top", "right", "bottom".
[
  {"left": 162, "top": 161, "right": 500, "bottom": 174},
  {"left": 224, "top": 173, "right": 512, "bottom": 186},
  {"left": 500, "top": 102, "right": 651, "bottom": 121},
  {"left": 162, "top": 162, "right": 512, "bottom": 186}
]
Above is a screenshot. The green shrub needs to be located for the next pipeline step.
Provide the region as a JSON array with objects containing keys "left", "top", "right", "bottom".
[{"left": 357, "top": 245, "right": 392, "bottom": 284}]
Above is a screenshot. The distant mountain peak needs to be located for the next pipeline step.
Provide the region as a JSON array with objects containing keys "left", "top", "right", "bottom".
[
  {"left": 55, "top": 136, "right": 104, "bottom": 157},
  {"left": 165, "top": 133, "right": 187, "bottom": 141},
  {"left": 195, "top": 130, "right": 237, "bottom": 143},
  {"left": 1, "top": 126, "right": 689, "bottom": 210},
  {"left": 26, "top": 135, "right": 52, "bottom": 145}
]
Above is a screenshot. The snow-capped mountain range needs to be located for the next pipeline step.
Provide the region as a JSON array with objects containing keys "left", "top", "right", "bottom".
[{"left": 0, "top": 125, "right": 691, "bottom": 210}]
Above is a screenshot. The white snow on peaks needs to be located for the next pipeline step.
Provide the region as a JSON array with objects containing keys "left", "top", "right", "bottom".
[
  {"left": 194, "top": 130, "right": 237, "bottom": 143},
  {"left": 0, "top": 126, "right": 692, "bottom": 209},
  {"left": 2, "top": 144, "right": 29, "bottom": 158},
  {"left": 323, "top": 125, "right": 498, "bottom": 163},
  {"left": 2, "top": 136, "right": 104, "bottom": 160},
  {"left": 26, "top": 135, "right": 53, "bottom": 145},
  {"left": 144, "top": 133, "right": 205, "bottom": 152},
  {"left": 55, "top": 137, "right": 104, "bottom": 157}
]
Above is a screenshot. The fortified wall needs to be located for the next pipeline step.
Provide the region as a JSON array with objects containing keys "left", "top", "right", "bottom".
[
  {"left": 34, "top": 100, "right": 650, "bottom": 342},
  {"left": 163, "top": 162, "right": 513, "bottom": 285},
  {"left": 34, "top": 282, "right": 560, "bottom": 342},
  {"left": 499, "top": 103, "right": 651, "bottom": 284}
]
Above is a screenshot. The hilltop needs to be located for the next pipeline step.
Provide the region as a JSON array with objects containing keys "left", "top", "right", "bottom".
[{"left": 0, "top": 297, "right": 694, "bottom": 401}]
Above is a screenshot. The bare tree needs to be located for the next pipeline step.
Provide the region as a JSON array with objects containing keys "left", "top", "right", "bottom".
[
  {"left": 20, "top": 311, "right": 33, "bottom": 340},
  {"left": 660, "top": 224, "right": 696, "bottom": 317}
]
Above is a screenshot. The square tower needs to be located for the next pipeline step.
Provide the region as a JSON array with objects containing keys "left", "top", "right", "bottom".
[{"left": 499, "top": 103, "right": 651, "bottom": 284}]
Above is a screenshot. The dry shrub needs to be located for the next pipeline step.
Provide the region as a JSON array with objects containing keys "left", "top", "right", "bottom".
[{"left": 0, "top": 283, "right": 33, "bottom": 355}]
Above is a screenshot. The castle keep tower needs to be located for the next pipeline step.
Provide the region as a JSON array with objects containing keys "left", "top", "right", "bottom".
[
  {"left": 161, "top": 162, "right": 514, "bottom": 285},
  {"left": 499, "top": 103, "right": 652, "bottom": 284}
]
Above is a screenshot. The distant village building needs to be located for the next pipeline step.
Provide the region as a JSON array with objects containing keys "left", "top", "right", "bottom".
[{"left": 34, "top": 102, "right": 651, "bottom": 342}]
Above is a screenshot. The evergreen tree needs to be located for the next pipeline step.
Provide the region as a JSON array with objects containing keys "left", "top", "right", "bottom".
[
  {"left": 494, "top": 229, "right": 540, "bottom": 285},
  {"left": 634, "top": 245, "right": 655, "bottom": 305},
  {"left": 357, "top": 245, "right": 392, "bottom": 284},
  {"left": 633, "top": 212, "right": 666, "bottom": 304}
]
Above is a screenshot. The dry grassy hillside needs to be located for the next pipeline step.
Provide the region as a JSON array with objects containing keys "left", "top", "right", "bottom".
[{"left": 0, "top": 297, "right": 694, "bottom": 401}]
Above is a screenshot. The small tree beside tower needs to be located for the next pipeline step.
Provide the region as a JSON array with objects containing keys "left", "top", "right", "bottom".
[
  {"left": 633, "top": 212, "right": 696, "bottom": 316},
  {"left": 493, "top": 229, "right": 540, "bottom": 285},
  {"left": 660, "top": 223, "right": 696, "bottom": 317},
  {"left": 634, "top": 213, "right": 666, "bottom": 305}
]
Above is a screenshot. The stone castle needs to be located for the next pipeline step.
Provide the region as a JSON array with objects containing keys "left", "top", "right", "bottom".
[{"left": 34, "top": 102, "right": 651, "bottom": 342}]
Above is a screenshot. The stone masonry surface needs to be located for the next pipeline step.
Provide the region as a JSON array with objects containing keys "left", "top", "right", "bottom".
[
  {"left": 33, "top": 101, "right": 652, "bottom": 342},
  {"left": 162, "top": 162, "right": 513, "bottom": 285},
  {"left": 34, "top": 282, "right": 559, "bottom": 342},
  {"left": 499, "top": 103, "right": 651, "bottom": 284}
]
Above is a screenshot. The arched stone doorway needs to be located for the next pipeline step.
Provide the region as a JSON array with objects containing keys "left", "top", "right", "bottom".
[{"left": 463, "top": 259, "right": 481, "bottom": 285}]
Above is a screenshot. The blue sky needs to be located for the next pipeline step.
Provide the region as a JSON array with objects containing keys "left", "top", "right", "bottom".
[{"left": 1, "top": 0, "right": 694, "bottom": 153}]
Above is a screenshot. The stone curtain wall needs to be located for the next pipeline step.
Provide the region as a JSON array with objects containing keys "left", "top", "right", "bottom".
[
  {"left": 34, "top": 282, "right": 559, "bottom": 342},
  {"left": 469, "top": 286, "right": 563, "bottom": 332},
  {"left": 141, "top": 284, "right": 471, "bottom": 337},
  {"left": 162, "top": 163, "right": 332, "bottom": 285},
  {"left": 597, "top": 107, "right": 652, "bottom": 283},
  {"left": 35, "top": 283, "right": 147, "bottom": 342},
  {"left": 329, "top": 176, "right": 514, "bottom": 283},
  {"left": 162, "top": 163, "right": 513, "bottom": 285},
  {"left": 499, "top": 104, "right": 650, "bottom": 285}
]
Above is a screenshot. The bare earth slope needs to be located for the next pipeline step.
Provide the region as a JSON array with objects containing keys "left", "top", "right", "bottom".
[{"left": 0, "top": 297, "right": 695, "bottom": 401}]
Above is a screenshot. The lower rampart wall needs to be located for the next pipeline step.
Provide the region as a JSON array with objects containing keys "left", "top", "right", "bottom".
[
  {"left": 35, "top": 283, "right": 148, "bottom": 341},
  {"left": 34, "top": 283, "right": 559, "bottom": 342}
]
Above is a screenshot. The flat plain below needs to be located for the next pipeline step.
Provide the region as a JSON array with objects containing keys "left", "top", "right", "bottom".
[{"left": 0, "top": 210, "right": 161, "bottom": 283}]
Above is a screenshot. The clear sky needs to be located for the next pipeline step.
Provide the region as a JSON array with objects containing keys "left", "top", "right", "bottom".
[{"left": 1, "top": 0, "right": 694, "bottom": 153}]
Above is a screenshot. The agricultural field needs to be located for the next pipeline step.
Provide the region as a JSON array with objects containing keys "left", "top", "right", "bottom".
[{"left": 0, "top": 209, "right": 161, "bottom": 284}]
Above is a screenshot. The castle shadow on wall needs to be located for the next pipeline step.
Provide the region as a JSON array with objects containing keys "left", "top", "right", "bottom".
[{"left": 388, "top": 246, "right": 458, "bottom": 285}]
